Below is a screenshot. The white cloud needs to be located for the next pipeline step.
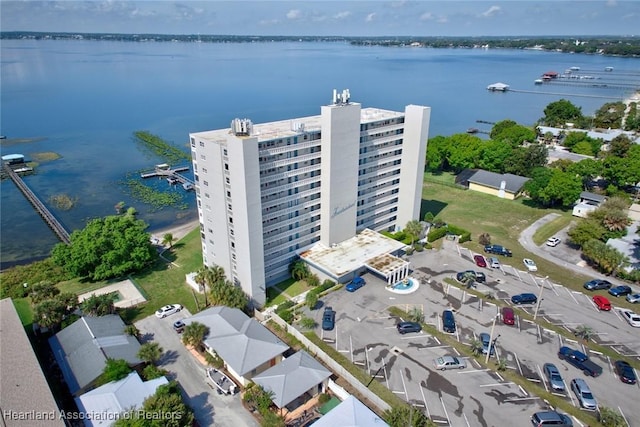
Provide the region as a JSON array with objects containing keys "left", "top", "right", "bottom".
[
  {"left": 437, "top": 16, "right": 449, "bottom": 24},
  {"left": 365, "top": 12, "right": 376, "bottom": 22},
  {"left": 286, "top": 9, "right": 302, "bottom": 20},
  {"left": 480, "top": 5, "right": 501, "bottom": 18},
  {"left": 391, "top": 0, "right": 407, "bottom": 8},
  {"left": 606, "top": 0, "right": 617, "bottom": 6},
  {"left": 334, "top": 11, "right": 351, "bottom": 20},
  {"left": 259, "top": 18, "right": 279, "bottom": 26},
  {"left": 419, "top": 12, "right": 434, "bottom": 22}
]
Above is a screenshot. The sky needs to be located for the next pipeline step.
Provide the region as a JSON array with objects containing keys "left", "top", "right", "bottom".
[{"left": 1, "top": 1, "right": 639, "bottom": 37}]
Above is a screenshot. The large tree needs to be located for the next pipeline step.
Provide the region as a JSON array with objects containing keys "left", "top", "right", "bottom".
[
  {"left": 138, "top": 342, "right": 164, "bottom": 364},
  {"left": 489, "top": 120, "right": 536, "bottom": 147},
  {"left": 538, "top": 169, "right": 583, "bottom": 207},
  {"left": 52, "top": 215, "right": 157, "bottom": 280},
  {"left": 404, "top": 220, "right": 423, "bottom": 246},
  {"left": 81, "top": 293, "right": 117, "bottom": 316},
  {"left": 541, "top": 99, "right": 584, "bottom": 127},
  {"left": 182, "top": 322, "right": 209, "bottom": 348},
  {"left": 209, "top": 280, "right": 249, "bottom": 310}
]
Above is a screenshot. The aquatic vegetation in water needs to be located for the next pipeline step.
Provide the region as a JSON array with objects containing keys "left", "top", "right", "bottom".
[
  {"left": 122, "top": 179, "right": 189, "bottom": 211},
  {"left": 31, "top": 152, "right": 62, "bottom": 162},
  {"left": 49, "top": 193, "right": 77, "bottom": 210},
  {"left": 133, "top": 131, "right": 191, "bottom": 165}
]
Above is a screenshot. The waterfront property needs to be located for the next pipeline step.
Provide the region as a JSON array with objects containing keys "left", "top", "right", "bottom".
[
  {"left": 189, "top": 89, "right": 430, "bottom": 306},
  {"left": 465, "top": 169, "right": 530, "bottom": 200}
]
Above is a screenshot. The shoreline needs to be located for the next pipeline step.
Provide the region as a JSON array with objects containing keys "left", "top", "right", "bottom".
[{"left": 149, "top": 219, "right": 200, "bottom": 244}]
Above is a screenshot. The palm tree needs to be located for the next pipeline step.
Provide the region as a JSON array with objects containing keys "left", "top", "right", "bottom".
[
  {"left": 305, "top": 292, "right": 318, "bottom": 310},
  {"left": 598, "top": 406, "right": 626, "bottom": 427},
  {"left": 137, "top": 342, "right": 163, "bottom": 363},
  {"left": 182, "top": 322, "right": 209, "bottom": 348},
  {"left": 602, "top": 210, "right": 630, "bottom": 232},
  {"left": 194, "top": 267, "right": 209, "bottom": 307},
  {"left": 162, "top": 233, "right": 174, "bottom": 248},
  {"left": 408, "top": 307, "right": 423, "bottom": 323},
  {"left": 461, "top": 271, "right": 476, "bottom": 289},
  {"left": 289, "top": 258, "right": 309, "bottom": 281},
  {"left": 495, "top": 358, "right": 508, "bottom": 372},
  {"left": 404, "top": 220, "right": 423, "bottom": 246},
  {"left": 575, "top": 324, "right": 595, "bottom": 342},
  {"left": 81, "top": 293, "right": 117, "bottom": 316},
  {"left": 469, "top": 338, "right": 484, "bottom": 356},
  {"left": 298, "top": 316, "right": 317, "bottom": 330}
]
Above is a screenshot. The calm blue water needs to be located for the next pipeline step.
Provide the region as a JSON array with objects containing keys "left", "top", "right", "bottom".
[{"left": 1, "top": 40, "right": 639, "bottom": 268}]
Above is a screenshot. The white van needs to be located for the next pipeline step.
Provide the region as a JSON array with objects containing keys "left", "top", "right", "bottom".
[{"left": 489, "top": 257, "right": 500, "bottom": 268}]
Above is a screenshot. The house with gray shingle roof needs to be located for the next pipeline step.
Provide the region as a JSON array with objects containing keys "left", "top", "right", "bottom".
[
  {"left": 466, "top": 169, "right": 530, "bottom": 200},
  {"left": 74, "top": 372, "right": 168, "bottom": 427},
  {"left": 572, "top": 191, "right": 608, "bottom": 218},
  {"left": 1, "top": 298, "right": 65, "bottom": 427},
  {"left": 252, "top": 350, "right": 331, "bottom": 410},
  {"left": 183, "top": 306, "right": 289, "bottom": 386},
  {"left": 49, "top": 315, "right": 142, "bottom": 396}
]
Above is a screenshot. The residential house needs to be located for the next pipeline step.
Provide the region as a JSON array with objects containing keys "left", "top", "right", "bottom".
[
  {"left": 312, "top": 395, "right": 389, "bottom": 427},
  {"left": 572, "top": 191, "right": 607, "bottom": 218},
  {"left": 74, "top": 372, "right": 168, "bottom": 427},
  {"left": 252, "top": 350, "right": 331, "bottom": 413},
  {"left": 466, "top": 170, "right": 530, "bottom": 200},
  {"left": 49, "top": 315, "right": 143, "bottom": 396},
  {"left": 183, "top": 306, "right": 289, "bottom": 386},
  {"left": 1, "top": 298, "right": 65, "bottom": 427}
]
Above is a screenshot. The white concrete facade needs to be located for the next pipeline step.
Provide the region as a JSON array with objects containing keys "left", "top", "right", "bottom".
[{"left": 189, "top": 91, "right": 430, "bottom": 306}]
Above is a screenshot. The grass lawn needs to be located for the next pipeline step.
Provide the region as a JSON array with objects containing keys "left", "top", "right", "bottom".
[
  {"left": 532, "top": 213, "right": 574, "bottom": 245},
  {"left": 421, "top": 179, "right": 592, "bottom": 289},
  {"left": 266, "top": 278, "right": 312, "bottom": 307},
  {"left": 13, "top": 297, "right": 34, "bottom": 328}
]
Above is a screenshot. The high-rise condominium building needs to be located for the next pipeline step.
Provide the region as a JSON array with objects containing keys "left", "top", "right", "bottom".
[{"left": 189, "top": 90, "right": 430, "bottom": 306}]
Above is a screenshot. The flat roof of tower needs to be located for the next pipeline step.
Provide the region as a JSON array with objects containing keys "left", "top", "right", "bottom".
[
  {"left": 190, "top": 107, "right": 405, "bottom": 144},
  {"left": 299, "top": 229, "right": 407, "bottom": 278}
]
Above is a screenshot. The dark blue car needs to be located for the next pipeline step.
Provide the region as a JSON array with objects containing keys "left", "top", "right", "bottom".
[
  {"left": 322, "top": 307, "right": 336, "bottom": 331},
  {"left": 346, "top": 277, "right": 366, "bottom": 292},
  {"left": 511, "top": 293, "right": 537, "bottom": 305},
  {"left": 608, "top": 285, "right": 632, "bottom": 297}
]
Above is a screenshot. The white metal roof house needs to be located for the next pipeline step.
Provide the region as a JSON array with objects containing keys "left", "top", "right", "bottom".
[
  {"left": 252, "top": 350, "right": 331, "bottom": 410},
  {"left": 572, "top": 191, "right": 608, "bottom": 218},
  {"left": 183, "top": 306, "right": 289, "bottom": 385},
  {"left": 74, "top": 372, "right": 168, "bottom": 427},
  {"left": 312, "top": 395, "right": 389, "bottom": 427},
  {"left": 49, "top": 315, "right": 143, "bottom": 396}
]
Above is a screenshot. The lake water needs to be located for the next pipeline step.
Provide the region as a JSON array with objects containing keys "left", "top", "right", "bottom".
[{"left": 1, "top": 39, "right": 639, "bottom": 268}]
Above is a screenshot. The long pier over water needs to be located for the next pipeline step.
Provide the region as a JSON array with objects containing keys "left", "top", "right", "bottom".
[{"left": 2, "top": 162, "right": 71, "bottom": 244}]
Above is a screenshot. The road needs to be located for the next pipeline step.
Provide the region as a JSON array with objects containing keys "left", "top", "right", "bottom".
[{"left": 135, "top": 312, "right": 258, "bottom": 427}]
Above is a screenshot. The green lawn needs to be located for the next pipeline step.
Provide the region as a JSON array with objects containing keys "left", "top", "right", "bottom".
[
  {"left": 532, "top": 214, "right": 573, "bottom": 245},
  {"left": 13, "top": 297, "right": 34, "bottom": 328},
  {"left": 421, "top": 179, "right": 592, "bottom": 289},
  {"left": 266, "top": 278, "right": 312, "bottom": 307}
]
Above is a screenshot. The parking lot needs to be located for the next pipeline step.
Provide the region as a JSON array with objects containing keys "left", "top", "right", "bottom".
[{"left": 303, "top": 240, "right": 639, "bottom": 427}]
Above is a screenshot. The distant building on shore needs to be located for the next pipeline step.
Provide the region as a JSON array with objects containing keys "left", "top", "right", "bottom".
[{"left": 189, "top": 90, "right": 430, "bottom": 306}]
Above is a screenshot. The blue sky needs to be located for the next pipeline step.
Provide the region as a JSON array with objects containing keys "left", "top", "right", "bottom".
[{"left": 1, "top": 1, "right": 638, "bottom": 36}]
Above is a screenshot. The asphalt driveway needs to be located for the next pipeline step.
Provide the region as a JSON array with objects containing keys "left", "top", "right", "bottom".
[{"left": 135, "top": 312, "right": 258, "bottom": 427}]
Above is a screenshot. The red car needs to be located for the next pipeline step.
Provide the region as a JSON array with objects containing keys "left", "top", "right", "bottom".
[
  {"left": 502, "top": 306, "right": 515, "bottom": 325},
  {"left": 593, "top": 295, "right": 611, "bottom": 311},
  {"left": 473, "top": 254, "right": 487, "bottom": 268}
]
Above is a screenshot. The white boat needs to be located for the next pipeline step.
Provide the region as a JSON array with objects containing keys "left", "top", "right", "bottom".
[
  {"left": 207, "top": 368, "right": 237, "bottom": 395},
  {"left": 534, "top": 79, "right": 543, "bottom": 84}
]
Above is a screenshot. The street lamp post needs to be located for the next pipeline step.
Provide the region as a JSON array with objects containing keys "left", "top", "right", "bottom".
[
  {"left": 486, "top": 314, "right": 500, "bottom": 364},
  {"left": 533, "top": 279, "right": 546, "bottom": 320}
]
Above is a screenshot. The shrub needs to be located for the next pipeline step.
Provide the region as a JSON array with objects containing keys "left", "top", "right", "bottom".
[
  {"left": 427, "top": 227, "right": 448, "bottom": 242},
  {"left": 414, "top": 243, "right": 424, "bottom": 252},
  {"left": 405, "top": 247, "right": 415, "bottom": 255},
  {"left": 478, "top": 233, "right": 491, "bottom": 246},
  {"left": 317, "top": 393, "right": 331, "bottom": 405},
  {"left": 459, "top": 232, "right": 472, "bottom": 243},
  {"left": 277, "top": 300, "right": 295, "bottom": 312},
  {"left": 277, "top": 309, "right": 294, "bottom": 324}
]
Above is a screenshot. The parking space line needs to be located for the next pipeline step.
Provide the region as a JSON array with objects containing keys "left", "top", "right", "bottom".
[
  {"left": 440, "top": 397, "right": 451, "bottom": 426},
  {"left": 401, "top": 334, "right": 430, "bottom": 340},
  {"left": 458, "top": 369, "right": 490, "bottom": 374},
  {"left": 537, "top": 365, "right": 548, "bottom": 392},
  {"left": 519, "top": 385, "right": 528, "bottom": 396},
  {"left": 495, "top": 372, "right": 504, "bottom": 382},
  {"left": 463, "top": 412, "right": 471, "bottom": 427},
  {"left": 619, "top": 406, "right": 630, "bottom": 426},
  {"left": 479, "top": 382, "right": 514, "bottom": 387},
  {"left": 433, "top": 336, "right": 441, "bottom": 345},
  {"left": 419, "top": 386, "right": 430, "bottom": 419},
  {"left": 515, "top": 353, "right": 523, "bottom": 376},
  {"left": 399, "top": 369, "right": 408, "bottom": 400}
]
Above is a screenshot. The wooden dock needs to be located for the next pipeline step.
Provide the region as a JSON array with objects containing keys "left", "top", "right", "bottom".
[
  {"left": 2, "top": 162, "right": 70, "bottom": 244},
  {"left": 141, "top": 164, "right": 194, "bottom": 190}
]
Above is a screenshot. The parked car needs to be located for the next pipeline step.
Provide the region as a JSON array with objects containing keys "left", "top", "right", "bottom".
[
  {"left": 473, "top": 254, "right": 487, "bottom": 268},
  {"left": 483, "top": 244, "right": 512, "bottom": 257},
  {"left": 322, "top": 307, "right": 336, "bottom": 331},
  {"left": 592, "top": 295, "right": 611, "bottom": 311},
  {"left": 626, "top": 293, "right": 640, "bottom": 303},
  {"left": 511, "top": 293, "right": 538, "bottom": 305},
  {"left": 523, "top": 258, "right": 538, "bottom": 272},
  {"left": 570, "top": 378, "right": 597, "bottom": 410},
  {"left": 545, "top": 237, "right": 561, "bottom": 247},
  {"left": 397, "top": 321, "right": 422, "bottom": 334},
  {"left": 155, "top": 304, "right": 183, "bottom": 318},
  {"left": 502, "top": 306, "right": 515, "bottom": 325},
  {"left": 345, "top": 277, "right": 366, "bottom": 292},
  {"left": 608, "top": 285, "right": 632, "bottom": 297},
  {"left": 173, "top": 320, "right": 185, "bottom": 333},
  {"left": 621, "top": 309, "right": 640, "bottom": 327},
  {"left": 543, "top": 363, "right": 565, "bottom": 392},
  {"left": 442, "top": 310, "right": 456, "bottom": 333},
  {"left": 613, "top": 360, "right": 637, "bottom": 384},
  {"left": 488, "top": 257, "right": 501, "bottom": 268},
  {"left": 530, "top": 411, "right": 573, "bottom": 427},
  {"left": 558, "top": 346, "right": 602, "bottom": 377},
  {"left": 583, "top": 279, "right": 612, "bottom": 291},
  {"left": 434, "top": 355, "right": 466, "bottom": 370},
  {"left": 479, "top": 332, "right": 496, "bottom": 356}
]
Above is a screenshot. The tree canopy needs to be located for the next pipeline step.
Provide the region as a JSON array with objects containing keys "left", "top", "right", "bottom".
[
  {"left": 541, "top": 99, "right": 585, "bottom": 127},
  {"left": 51, "top": 215, "right": 157, "bottom": 281}
]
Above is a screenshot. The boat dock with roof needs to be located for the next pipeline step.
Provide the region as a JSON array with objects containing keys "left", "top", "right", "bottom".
[{"left": 141, "top": 164, "right": 195, "bottom": 191}]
